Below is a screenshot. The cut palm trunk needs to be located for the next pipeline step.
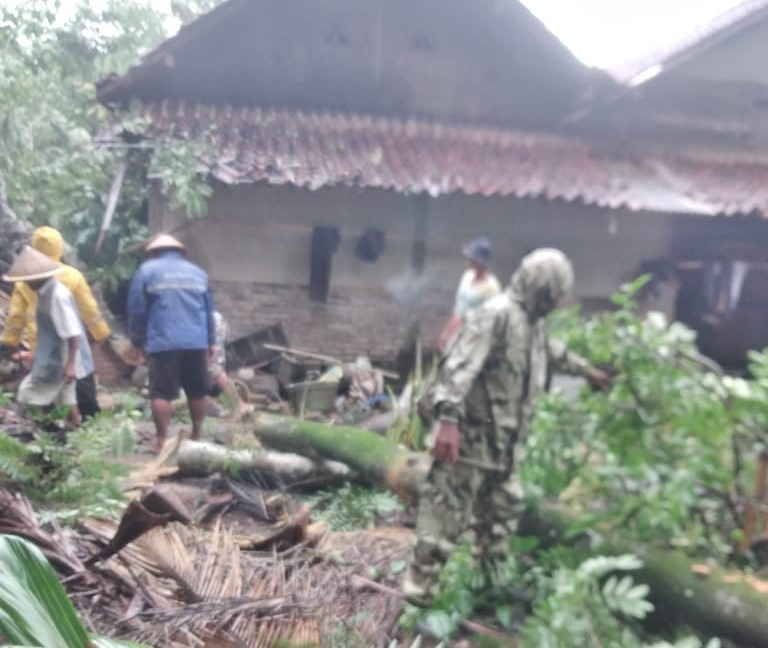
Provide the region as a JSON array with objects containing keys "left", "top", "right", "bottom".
[
  {"left": 249, "top": 413, "right": 768, "bottom": 648},
  {"left": 250, "top": 412, "right": 430, "bottom": 501},
  {"left": 176, "top": 438, "right": 357, "bottom": 488}
]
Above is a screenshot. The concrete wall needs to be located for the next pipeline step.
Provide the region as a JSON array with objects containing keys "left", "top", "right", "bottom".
[
  {"left": 424, "top": 193, "right": 672, "bottom": 302},
  {"left": 153, "top": 183, "right": 673, "bottom": 359}
]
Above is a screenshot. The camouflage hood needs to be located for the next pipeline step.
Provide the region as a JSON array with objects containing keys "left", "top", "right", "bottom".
[{"left": 508, "top": 248, "right": 574, "bottom": 318}]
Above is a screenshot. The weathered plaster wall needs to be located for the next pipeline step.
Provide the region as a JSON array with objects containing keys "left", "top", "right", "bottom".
[{"left": 153, "top": 183, "right": 674, "bottom": 359}]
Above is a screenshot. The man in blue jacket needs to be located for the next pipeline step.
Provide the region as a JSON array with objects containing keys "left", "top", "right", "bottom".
[{"left": 127, "top": 234, "right": 215, "bottom": 452}]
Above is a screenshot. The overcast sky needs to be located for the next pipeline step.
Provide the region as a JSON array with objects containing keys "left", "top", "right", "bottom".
[
  {"left": 28, "top": 0, "right": 747, "bottom": 72},
  {"left": 522, "top": 0, "right": 743, "bottom": 70}
]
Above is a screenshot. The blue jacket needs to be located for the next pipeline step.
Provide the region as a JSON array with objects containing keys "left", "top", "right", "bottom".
[{"left": 127, "top": 251, "right": 215, "bottom": 354}]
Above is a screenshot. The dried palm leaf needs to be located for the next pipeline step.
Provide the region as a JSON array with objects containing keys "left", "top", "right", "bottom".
[
  {"left": 0, "top": 488, "right": 84, "bottom": 575},
  {"left": 123, "top": 435, "right": 182, "bottom": 495}
]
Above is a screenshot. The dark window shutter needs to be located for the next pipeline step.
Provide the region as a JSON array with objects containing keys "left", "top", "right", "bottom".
[{"left": 309, "top": 225, "right": 340, "bottom": 302}]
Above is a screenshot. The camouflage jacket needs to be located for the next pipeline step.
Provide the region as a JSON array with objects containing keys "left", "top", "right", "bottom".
[{"left": 432, "top": 289, "right": 588, "bottom": 446}]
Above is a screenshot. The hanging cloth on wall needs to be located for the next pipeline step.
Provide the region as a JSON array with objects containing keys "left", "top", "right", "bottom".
[
  {"left": 309, "top": 226, "right": 341, "bottom": 302},
  {"left": 729, "top": 261, "right": 750, "bottom": 312},
  {"left": 702, "top": 260, "right": 749, "bottom": 319},
  {"left": 703, "top": 261, "right": 731, "bottom": 317}
]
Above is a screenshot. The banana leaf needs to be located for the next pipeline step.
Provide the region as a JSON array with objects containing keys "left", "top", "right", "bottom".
[{"left": 0, "top": 534, "right": 149, "bottom": 648}]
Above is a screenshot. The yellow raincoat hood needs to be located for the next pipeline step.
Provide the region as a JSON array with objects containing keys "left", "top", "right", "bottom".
[
  {"left": 2, "top": 226, "right": 111, "bottom": 348},
  {"left": 31, "top": 226, "right": 64, "bottom": 262}
]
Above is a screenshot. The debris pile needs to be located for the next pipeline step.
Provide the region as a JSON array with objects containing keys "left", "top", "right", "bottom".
[
  {"left": 0, "top": 305, "right": 424, "bottom": 646},
  {"left": 0, "top": 471, "right": 413, "bottom": 647},
  {"left": 222, "top": 325, "right": 398, "bottom": 424}
]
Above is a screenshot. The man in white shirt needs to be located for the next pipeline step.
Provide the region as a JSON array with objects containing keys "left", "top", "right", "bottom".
[
  {"left": 438, "top": 236, "right": 502, "bottom": 352},
  {"left": 4, "top": 246, "right": 93, "bottom": 427}
]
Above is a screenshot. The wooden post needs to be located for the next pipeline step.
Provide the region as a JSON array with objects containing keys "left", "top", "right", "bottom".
[{"left": 741, "top": 449, "right": 768, "bottom": 551}]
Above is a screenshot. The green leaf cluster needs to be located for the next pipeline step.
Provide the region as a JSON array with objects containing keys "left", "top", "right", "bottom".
[
  {"left": 0, "top": 429, "right": 38, "bottom": 483},
  {"left": 404, "top": 541, "right": 719, "bottom": 648},
  {"left": 147, "top": 138, "right": 213, "bottom": 219},
  {"left": 304, "top": 482, "right": 403, "bottom": 531},
  {"left": 523, "top": 282, "right": 761, "bottom": 555},
  {"left": 0, "top": 411, "right": 137, "bottom": 520},
  {"left": 0, "top": 533, "right": 148, "bottom": 647},
  {"left": 0, "top": 1, "right": 218, "bottom": 291},
  {"left": 520, "top": 552, "right": 719, "bottom": 648},
  {"left": 0, "top": 2, "right": 161, "bottom": 269}
]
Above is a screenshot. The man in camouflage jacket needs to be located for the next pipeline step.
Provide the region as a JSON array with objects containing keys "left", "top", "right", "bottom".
[{"left": 404, "top": 248, "right": 610, "bottom": 604}]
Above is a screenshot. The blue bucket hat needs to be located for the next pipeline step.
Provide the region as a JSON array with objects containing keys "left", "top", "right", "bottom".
[{"left": 462, "top": 236, "right": 492, "bottom": 267}]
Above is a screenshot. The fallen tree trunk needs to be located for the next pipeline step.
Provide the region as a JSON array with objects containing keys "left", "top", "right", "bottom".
[
  {"left": 520, "top": 506, "right": 768, "bottom": 648},
  {"left": 639, "top": 549, "right": 768, "bottom": 647},
  {"left": 250, "top": 413, "right": 768, "bottom": 648},
  {"left": 176, "top": 439, "right": 356, "bottom": 488},
  {"left": 251, "top": 412, "right": 430, "bottom": 501}
]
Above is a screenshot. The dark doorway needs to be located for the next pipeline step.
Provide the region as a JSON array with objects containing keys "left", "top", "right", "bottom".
[{"left": 672, "top": 215, "right": 768, "bottom": 371}]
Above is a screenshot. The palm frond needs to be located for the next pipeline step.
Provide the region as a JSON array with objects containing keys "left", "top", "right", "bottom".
[{"left": 0, "top": 534, "right": 146, "bottom": 648}]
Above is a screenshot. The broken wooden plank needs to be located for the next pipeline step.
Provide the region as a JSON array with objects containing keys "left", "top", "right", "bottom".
[{"left": 261, "top": 343, "right": 399, "bottom": 380}]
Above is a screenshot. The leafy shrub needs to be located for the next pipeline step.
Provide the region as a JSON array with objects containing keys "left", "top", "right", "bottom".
[
  {"left": 305, "top": 482, "right": 403, "bottom": 531},
  {"left": 524, "top": 282, "right": 754, "bottom": 556},
  {"left": 0, "top": 533, "right": 148, "bottom": 647},
  {"left": 520, "top": 553, "right": 720, "bottom": 648},
  {"left": 0, "top": 411, "right": 137, "bottom": 520}
]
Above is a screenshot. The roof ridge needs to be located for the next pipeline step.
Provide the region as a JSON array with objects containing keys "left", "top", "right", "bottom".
[{"left": 611, "top": 0, "right": 768, "bottom": 84}]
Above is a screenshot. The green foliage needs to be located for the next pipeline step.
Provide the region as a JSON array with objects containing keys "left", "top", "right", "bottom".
[
  {"left": 304, "top": 482, "right": 403, "bottom": 531},
  {"left": 34, "top": 414, "right": 132, "bottom": 520},
  {"left": 28, "top": 405, "right": 73, "bottom": 427},
  {"left": 387, "top": 388, "right": 429, "bottom": 451},
  {"left": 0, "top": 412, "right": 135, "bottom": 520},
  {"left": 147, "top": 133, "right": 213, "bottom": 219},
  {"left": 76, "top": 192, "right": 148, "bottom": 294},
  {"left": 523, "top": 283, "right": 751, "bottom": 556},
  {"left": 520, "top": 553, "right": 719, "bottom": 648},
  {"left": 404, "top": 541, "right": 718, "bottom": 648},
  {"left": 0, "top": 1, "right": 159, "bottom": 267},
  {"left": 387, "top": 365, "right": 434, "bottom": 451},
  {"left": 0, "top": 432, "right": 38, "bottom": 483},
  {"left": 169, "top": 0, "right": 227, "bottom": 26},
  {"left": 0, "top": 1, "right": 217, "bottom": 288},
  {"left": 0, "top": 534, "right": 148, "bottom": 647},
  {"left": 401, "top": 544, "right": 486, "bottom": 640}
]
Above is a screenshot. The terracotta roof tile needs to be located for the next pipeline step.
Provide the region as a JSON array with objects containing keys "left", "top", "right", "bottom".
[{"left": 126, "top": 101, "right": 768, "bottom": 216}]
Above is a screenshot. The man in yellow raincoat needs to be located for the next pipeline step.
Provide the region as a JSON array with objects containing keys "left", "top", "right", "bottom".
[{"left": 2, "top": 226, "right": 111, "bottom": 419}]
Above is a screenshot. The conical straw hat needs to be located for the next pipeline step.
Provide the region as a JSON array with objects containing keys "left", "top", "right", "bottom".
[
  {"left": 145, "top": 233, "right": 186, "bottom": 253},
  {"left": 3, "top": 246, "right": 62, "bottom": 282}
]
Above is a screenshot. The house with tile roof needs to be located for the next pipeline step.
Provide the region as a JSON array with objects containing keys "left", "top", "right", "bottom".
[
  {"left": 99, "top": 0, "right": 768, "bottom": 367},
  {"left": 569, "top": 0, "right": 768, "bottom": 366}
]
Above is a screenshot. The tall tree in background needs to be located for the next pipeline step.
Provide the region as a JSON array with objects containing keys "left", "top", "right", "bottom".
[{"left": 0, "top": 0, "right": 212, "bottom": 292}]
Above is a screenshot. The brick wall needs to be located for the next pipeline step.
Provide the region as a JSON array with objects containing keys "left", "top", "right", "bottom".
[{"left": 213, "top": 280, "right": 453, "bottom": 364}]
